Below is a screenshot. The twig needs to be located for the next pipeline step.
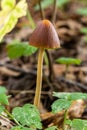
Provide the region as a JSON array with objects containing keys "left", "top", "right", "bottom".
[
  {"left": 45, "top": 50, "right": 55, "bottom": 81},
  {"left": 43, "top": 75, "right": 54, "bottom": 91},
  {"left": 52, "top": 0, "right": 57, "bottom": 24},
  {"left": 0, "top": 63, "right": 36, "bottom": 76},
  {"left": 57, "top": 77, "right": 87, "bottom": 91},
  {"left": 8, "top": 90, "right": 52, "bottom": 95}
]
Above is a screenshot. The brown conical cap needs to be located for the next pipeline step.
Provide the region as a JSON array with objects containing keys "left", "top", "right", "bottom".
[{"left": 29, "top": 19, "right": 60, "bottom": 49}]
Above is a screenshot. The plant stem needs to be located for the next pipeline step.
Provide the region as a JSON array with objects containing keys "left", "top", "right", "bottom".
[
  {"left": 64, "top": 65, "right": 69, "bottom": 77},
  {"left": 52, "top": 0, "right": 57, "bottom": 24},
  {"left": 39, "top": 0, "right": 45, "bottom": 19},
  {"left": 5, "top": 109, "right": 21, "bottom": 126},
  {"left": 45, "top": 50, "right": 55, "bottom": 81},
  {"left": 27, "top": 10, "right": 36, "bottom": 29},
  {"left": 63, "top": 110, "right": 68, "bottom": 130},
  {"left": 34, "top": 48, "right": 44, "bottom": 108}
]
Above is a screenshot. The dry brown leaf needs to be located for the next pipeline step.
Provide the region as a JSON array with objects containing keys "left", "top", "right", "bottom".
[
  {"left": 68, "top": 100, "right": 85, "bottom": 118},
  {"left": 0, "top": 115, "right": 12, "bottom": 129},
  {"left": 41, "top": 111, "right": 64, "bottom": 129}
]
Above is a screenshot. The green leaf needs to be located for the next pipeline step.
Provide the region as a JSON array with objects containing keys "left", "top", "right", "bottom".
[
  {"left": 76, "top": 8, "right": 87, "bottom": 16},
  {"left": 53, "top": 92, "right": 87, "bottom": 101},
  {"left": 23, "top": 45, "right": 37, "bottom": 56},
  {"left": 0, "top": 94, "right": 9, "bottom": 105},
  {"left": 7, "top": 40, "right": 28, "bottom": 59},
  {"left": 56, "top": 57, "right": 81, "bottom": 65},
  {"left": 11, "top": 126, "right": 32, "bottom": 130},
  {"left": 7, "top": 40, "right": 37, "bottom": 59},
  {"left": 80, "top": 27, "right": 87, "bottom": 34},
  {"left": 45, "top": 126, "right": 57, "bottom": 130},
  {"left": 53, "top": 92, "right": 72, "bottom": 100},
  {"left": 65, "top": 119, "right": 72, "bottom": 126},
  {"left": 0, "top": 0, "right": 27, "bottom": 42},
  {"left": 57, "top": 0, "right": 69, "bottom": 8},
  {"left": 12, "top": 104, "right": 42, "bottom": 129},
  {"left": 0, "top": 105, "right": 5, "bottom": 114},
  {"left": 52, "top": 99, "right": 72, "bottom": 113},
  {"left": 34, "top": 0, "right": 69, "bottom": 11},
  {"left": 0, "top": 87, "right": 8, "bottom": 105},
  {"left": 0, "top": 86, "right": 7, "bottom": 94},
  {"left": 66, "top": 119, "right": 87, "bottom": 130},
  {"left": 34, "top": 0, "right": 54, "bottom": 11}
]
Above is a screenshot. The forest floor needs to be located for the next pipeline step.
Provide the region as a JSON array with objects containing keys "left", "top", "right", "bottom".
[{"left": 0, "top": 0, "right": 87, "bottom": 129}]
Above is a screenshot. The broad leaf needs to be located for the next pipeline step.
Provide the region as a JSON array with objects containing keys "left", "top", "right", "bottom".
[
  {"left": 0, "top": 0, "right": 27, "bottom": 42},
  {"left": 56, "top": 57, "right": 81, "bottom": 65},
  {"left": 34, "top": 0, "right": 54, "bottom": 11},
  {"left": 23, "top": 45, "right": 37, "bottom": 56},
  {"left": 34, "top": 0, "right": 69, "bottom": 11},
  {"left": 7, "top": 40, "right": 28, "bottom": 59},
  {"left": 52, "top": 99, "right": 72, "bottom": 113},
  {"left": 76, "top": 8, "right": 87, "bottom": 16},
  {"left": 53, "top": 92, "right": 71, "bottom": 99},
  {"left": 12, "top": 104, "right": 42, "bottom": 129},
  {"left": 45, "top": 126, "right": 57, "bottom": 130},
  {"left": 0, "top": 105, "right": 5, "bottom": 114},
  {"left": 53, "top": 92, "right": 87, "bottom": 101},
  {"left": 0, "top": 94, "right": 9, "bottom": 105},
  {"left": 7, "top": 40, "right": 37, "bottom": 59},
  {"left": 1, "top": 0, "right": 16, "bottom": 11},
  {"left": 66, "top": 119, "right": 87, "bottom": 130},
  {"left": 0, "top": 86, "right": 7, "bottom": 94},
  {"left": 80, "top": 27, "right": 87, "bottom": 34},
  {"left": 11, "top": 126, "right": 32, "bottom": 130},
  {"left": 13, "top": 0, "right": 27, "bottom": 18},
  {"left": 57, "top": 0, "right": 69, "bottom": 8}
]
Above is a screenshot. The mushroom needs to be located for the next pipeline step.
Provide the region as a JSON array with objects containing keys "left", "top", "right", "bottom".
[{"left": 29, "top": 19, "right": 60, "bottom": 108}]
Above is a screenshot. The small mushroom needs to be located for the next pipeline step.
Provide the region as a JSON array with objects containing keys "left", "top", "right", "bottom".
[{"left": 29, "top": 19, "right": 60, "bottom": 108}]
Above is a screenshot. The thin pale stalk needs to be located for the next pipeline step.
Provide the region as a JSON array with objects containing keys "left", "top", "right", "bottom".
[
  {"left": 27, "top": 10, "right": 36, "bottom": 29},
  {"left": 45, "top": 50, "right": 55, "bottom": 81},
  {"left": 5, "top": 109, "right": 20, "bottom": 126},
  {"left": 64, "top": 65, "right": 69, "bottom": 77},
  {"left": 34, "top": 48, "right": 44, "bottom": 108},
  {"left": 52, "top": 0, "right": 57, "bottom": 24},
  {"left": 39, "top": 0, "right": 45, "bottom": 19},
  {"left": 63, "top": 110, "right": 68, "bottom": 130}
]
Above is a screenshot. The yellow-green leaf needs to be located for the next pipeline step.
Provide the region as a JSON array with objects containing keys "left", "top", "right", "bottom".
[
  {"left": 1, "top": 0, "right": 16, "bottom": 11},
  {"left": 0, "top": 0, "right": 27, "bottom": 42},
  {"left": 13, "top": 0, "right": 27, "bottom": 18},
  {"left": 0, "top": 13, "right": 18, "bottom": 41}
]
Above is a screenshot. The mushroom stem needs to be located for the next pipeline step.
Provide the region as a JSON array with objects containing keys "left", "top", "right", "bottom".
[{"left": 34, "top": 48, "right": 44, "bottom": 108}]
